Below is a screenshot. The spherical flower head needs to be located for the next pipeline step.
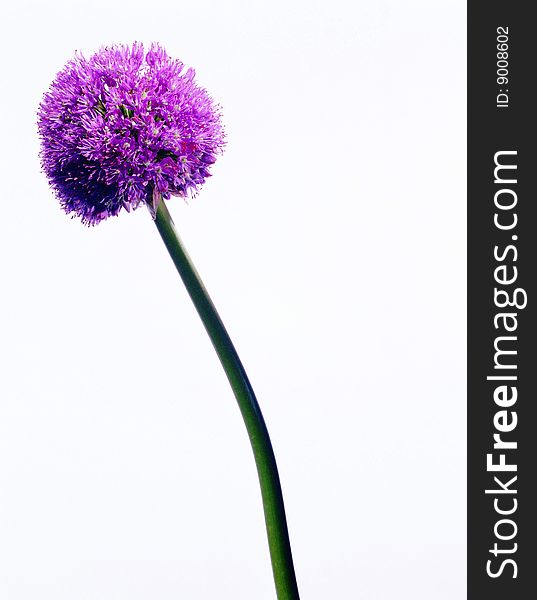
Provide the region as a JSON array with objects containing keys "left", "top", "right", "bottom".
[{"left": 38, "top": 43, "right": 225, "bottom": 225}]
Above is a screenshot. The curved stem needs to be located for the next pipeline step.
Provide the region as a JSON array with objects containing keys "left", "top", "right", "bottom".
[{"left": 153, "top": 199, "right": 300, "bottom": 600}]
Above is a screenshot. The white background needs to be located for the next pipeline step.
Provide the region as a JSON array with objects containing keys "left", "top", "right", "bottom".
[{"left": 0, "top": 1, "right": 466, "bottom": 598}]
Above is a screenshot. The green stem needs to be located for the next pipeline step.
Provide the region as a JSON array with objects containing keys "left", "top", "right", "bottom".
[{"left": 153, "top": 199, "right": 300, "bottom": 600}]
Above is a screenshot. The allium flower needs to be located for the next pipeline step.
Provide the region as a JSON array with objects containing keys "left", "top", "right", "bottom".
[
  {"left": 38, "top": 43, "right": 225, "bottom": 225},
  {"left": 37, "top": 43, "right": 300, "bottom": 599}
]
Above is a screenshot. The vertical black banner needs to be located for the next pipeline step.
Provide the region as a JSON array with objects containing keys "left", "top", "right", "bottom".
[{"left": 468, "top": 3, "right": 536, "bottom": 599}]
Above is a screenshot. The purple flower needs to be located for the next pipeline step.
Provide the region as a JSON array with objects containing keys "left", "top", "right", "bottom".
[{"left": 38, "top": 43, "right": 225, "bottom": 225}]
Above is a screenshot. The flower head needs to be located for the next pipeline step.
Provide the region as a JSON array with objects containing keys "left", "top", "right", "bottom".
[{"left": 38, "top": 43, "right": 225, "bottom": 225}]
